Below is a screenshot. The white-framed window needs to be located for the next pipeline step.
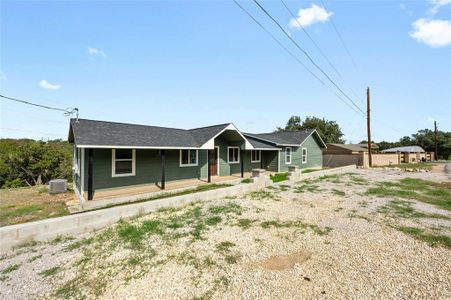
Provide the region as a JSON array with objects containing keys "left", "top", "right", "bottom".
[
  {"left": 112, "top": 149, "right": 136, "bottom": 177},
  {"left": 302, "top": 147, "right": 307, "bottom": 164},
  {"left": 73, "top": 147, "right": 81, "bottom": 175},
  {"left": 251, "top": 150, "right": 261, "bottom": 163},
  {"left": 227, "top": 146, "right": 240, "bottom": 164},
  {"left": 180, "top": 149, "right": 198, "bottom": 167},
  {"left": 285, "top": 147, "right": 292, "bottom": 164}
]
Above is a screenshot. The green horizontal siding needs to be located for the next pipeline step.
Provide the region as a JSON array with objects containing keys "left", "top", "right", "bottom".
[
  {"left": 300, "top": 134, "right": 323, "bottom": 169},
  {"left": 83, "top": 148, "right": 207, "bottom": 192}
]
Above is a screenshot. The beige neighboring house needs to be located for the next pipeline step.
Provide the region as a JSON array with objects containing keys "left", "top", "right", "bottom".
[
  {"left": 323, "top": 144, "right": 379, "bottom": 168},
  {"left": 381, "top": 146, "right": 433, "bottom": 163},
  {"left": 323, "top": 144, "right": 433, "bottom": 168}
]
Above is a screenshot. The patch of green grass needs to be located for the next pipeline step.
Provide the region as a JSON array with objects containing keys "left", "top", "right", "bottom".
[
  {"left": 0, "top": 201, "right": 69, "bottom": 227},
  {"left": 205, "top": 216, "right": 222, "bottom": 226},
  {"left": 216, "top": 241, "right": 236, "bottom": 253},
  {"left": 368, "top": 178, "right": 451, "bottom": 211},
  {"left": 39, "top": 266, "right": 60, "bottom": 277},
  {"left": 208, "top": 203, "right": 243, "bottom": 215},
  {"left": 54, "top": 277, "right": 84, "bottom": 299},
  {"left": 241, "top": 178, "right": 252, "bottom": 184},
  {"left": 260, "top": 219, "right": 332, "bottom": 235},
  {"left": 378, "top": 200, "right": 449, "bottom": 220},
  {"left": 294, "top": 184, "right": 322, "bottom": 193},
  {"left": 50, "top": 235, "right": 75, "bottom": 245},
  {"left": 65, "top": 238, "right": 94, "bottom": 252},
  {"left": 301, "top": 168, "right": 322, "bottom": 174},
  {"left": 396, "top": 226, "right": 451, "bottom": 249},
  {"left": 236, "top": 218, "right": 254, "bottom": 229},
  {"left": 270, "top": 172, "right": 289, "bottom": 183},
  {"left": 1, "top": 263, "right": 20, "bottom": 274},
  {"left": 331, "top": 189, "right": 345, "bottom": 196},
  {"left": 247, "top": 190, "right": 281, "bottom": 201},
  {"left": 28, "top": 254, "right": 42, "bottom": 262},
  {"left": 224, "top": 254, "right": 241, "bottom": 264},
  {"left": 279, "top": 184, "right": 290, "bottom": 191}
]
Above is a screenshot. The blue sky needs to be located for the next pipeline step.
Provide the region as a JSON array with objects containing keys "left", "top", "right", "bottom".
[{"left": 1, "top": 0, "right": 450, "bottom": 143}]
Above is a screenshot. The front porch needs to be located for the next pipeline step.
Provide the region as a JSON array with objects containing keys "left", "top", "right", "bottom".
[{"left": 81, "top": 172, "right": 253, "bottom": 202}]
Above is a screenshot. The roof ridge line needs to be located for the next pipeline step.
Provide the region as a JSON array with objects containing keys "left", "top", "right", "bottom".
[{"left": 71, "top": 118, "right": 189, "bottom": 132}]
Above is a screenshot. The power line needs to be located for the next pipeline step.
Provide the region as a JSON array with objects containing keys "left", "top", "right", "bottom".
[
  {"left": 232, "top": 0, "right": 365, "bottom": 116},
  {"left": 0, "top": 94, "right": 78, "bottom": 117},
  {"left": 281, "top": 0, "right": 366, "bottom": 107},
  {"left": 320, "top": 0, "right": 359, "bottom": 70},
  {"left": 251, "top": 0, "right": 366, "bottom": 116},
  {"left": 280, "top": 0, "right": 342, "bottom": 79}
]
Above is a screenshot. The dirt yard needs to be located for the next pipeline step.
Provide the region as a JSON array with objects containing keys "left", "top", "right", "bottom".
[
  {"left": 0, "top": 186, "right": 74, "bottom": 227},
  {"left": 0, "top": 168, "right": 450, "bottom": 299}
]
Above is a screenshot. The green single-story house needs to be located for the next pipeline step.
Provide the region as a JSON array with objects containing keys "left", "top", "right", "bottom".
[{"left": 68, "top": 118, "right": 326, "bottom": 200}]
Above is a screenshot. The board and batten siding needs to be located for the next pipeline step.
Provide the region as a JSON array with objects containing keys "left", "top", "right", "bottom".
[{"left": 82, "top": 148, "right": 207, "bottom": 192}]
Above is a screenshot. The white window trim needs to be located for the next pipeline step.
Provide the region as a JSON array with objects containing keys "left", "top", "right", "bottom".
[
  {"left": 251, "top": 150, "right": 261, "bottom": 163},
  {"left": 112, "top": 149, "right": 136, "bottom": 177},
  {"left": 179, "top": 149, "right": 199, "bottom": 167},
  {"left": 285, "top": 147, "right": 292, "bottom": 165},
  {"left": 302, "top": 147, "right": 307, "bottom": 164},
  {"left": 227, "top": 146, "right": 240, "bottom": 164}
]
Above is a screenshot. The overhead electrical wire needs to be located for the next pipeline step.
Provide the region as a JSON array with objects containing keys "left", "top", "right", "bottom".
[
  {"left": 281, "top": 0, "right": 366, "bottom": 106},
  {"left": 232, "top": 0, "right": 365, "bottom": 116},
  {"left": 319, "top": 0, "right": 359, "bottom": 70},
  {"left": 251, "top": 0, "right": 366, "bottom": 116},
  {"left": 280, "top": 0, "right": 343, "bottom": 79},
  {"left": 0, "top": 94, "right": 78, "bottom": 116}
]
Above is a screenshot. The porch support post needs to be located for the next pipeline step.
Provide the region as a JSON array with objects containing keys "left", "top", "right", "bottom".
[
  {"left": 260, "top": 151, "right": 263, "bottom": 169},
  {"left": 161, "top": 149, "right": 166, "bottom": 189},
  {"left": 207, "top": 150, "right": 211, "bottom": 183},
  {"left": 240, "top": 149, "right": 244, "bottom": 178},
  {"left": 87, "top": 149, "right": 93, "bottom": 201}
]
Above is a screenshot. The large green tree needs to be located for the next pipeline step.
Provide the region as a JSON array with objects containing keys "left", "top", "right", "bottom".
[
  {"left": 373, "top": 129, "right": 450, "bottom": 159},
  {"left": 276, "top": 116, "right": 345, "bottom": 144},
  {"left": 0, "top": 139, "right": 72, "bottom": 188}
]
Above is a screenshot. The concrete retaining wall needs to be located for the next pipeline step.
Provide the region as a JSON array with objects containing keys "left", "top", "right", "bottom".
[
  {"left": 0, "top": 176, "right": 270, "bottom": 253},
  {"left": 285, "top": 165, "right": 357, "bottom": 182}
]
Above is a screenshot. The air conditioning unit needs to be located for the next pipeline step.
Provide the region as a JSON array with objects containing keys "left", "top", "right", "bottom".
[{"left": 49, "top": 179, "right": 68, "bottom": 194}]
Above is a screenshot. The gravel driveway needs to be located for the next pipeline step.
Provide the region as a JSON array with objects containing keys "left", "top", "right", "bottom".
[{"left": 1, "top": 168, "right": 450, "bottom": 299}]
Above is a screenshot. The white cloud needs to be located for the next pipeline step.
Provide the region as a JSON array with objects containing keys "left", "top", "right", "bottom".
[
  {"left": 427, "top": 117, "right": 436, "bottom": 122},
  {"left": 410, "top": 18, "right": 451, "bottom": 47},
  {"left": 39, "top": 80, "right": 62, "bottom": 90},
  {"left": 428, "top": 0, "right": 451, "bottom": 15},
  {"left": 289, "top": 4, "right": 333, "bottom": 28},
  {"left": 88, "top": 47, "right": 107, "bottom": 58}
]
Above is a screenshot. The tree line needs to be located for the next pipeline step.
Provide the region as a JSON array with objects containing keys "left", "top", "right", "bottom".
[
  {"left": 0, "top": 139, "right": 72, "bottom": 188},
  {"left": 277, "top": 116, "right": 450, "bottom": 159}
]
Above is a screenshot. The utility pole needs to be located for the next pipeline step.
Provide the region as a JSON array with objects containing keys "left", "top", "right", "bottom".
[
  {"left": 367, "top": 87, "right": 372, "bottom": 168},
  {"left": 434, "top": 120, "right": 438, "bottom": 160}
]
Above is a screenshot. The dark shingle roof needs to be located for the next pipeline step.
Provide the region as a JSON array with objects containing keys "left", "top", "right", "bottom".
[
  {"left": 245, "top": 136, "right": 280, "bottom": 150},
  {"left": 244, "top": 130, "right": 323, "bottom": 147},
  {"left": 188, "top": 124, "right": 231, "bottom": 145},
  {"left": 69, "top": 119, "right": 230, "bottom": 148}
]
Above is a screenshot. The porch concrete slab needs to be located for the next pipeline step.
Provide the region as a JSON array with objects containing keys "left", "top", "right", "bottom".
[{"left": 70, "top": 173, "right": 253, "bottom": 213}]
